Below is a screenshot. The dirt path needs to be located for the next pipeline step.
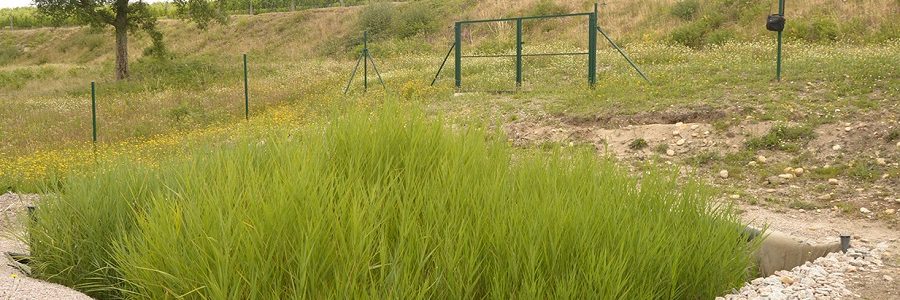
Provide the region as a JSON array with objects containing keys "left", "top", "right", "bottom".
[{"left": 0, "top": 192, "right": 92, "bottom": 300}]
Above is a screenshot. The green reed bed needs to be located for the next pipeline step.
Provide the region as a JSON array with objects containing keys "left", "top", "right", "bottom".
[{"left": 28, "top": 103, "right": 755, "bottom": 299}]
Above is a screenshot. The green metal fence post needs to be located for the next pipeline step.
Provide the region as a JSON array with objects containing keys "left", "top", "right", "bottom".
[
  {"left": 516, "top": 18, "right": 523, "bottom": 88},
  {"left": 454, "top": 22, "right": 462, "bottom": 90},
  {"left": 588, "top": 4, "right": 598, "bottom": 87},
  {"left": 243, "top": 53, "right": 249, "bottom": 120},
  {"left": 776, "top": 0, "right": 785, "bottom": 81},
  {"left": 91, "top": 81, "right": 97, "bottom": 143},
  {"left": 364, "top": 31, "right": 368, "bottom": 92}
]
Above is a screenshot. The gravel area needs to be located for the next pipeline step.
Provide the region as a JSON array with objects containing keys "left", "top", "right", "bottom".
[
  {"left": 719, "top": 243, "right": 891, "bottom": 300},
  {"left": 0, "top": 192, "right": 92, "bottom": 300}
]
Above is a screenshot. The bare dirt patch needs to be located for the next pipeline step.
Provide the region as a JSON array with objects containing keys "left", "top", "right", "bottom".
[
  {"left": 507, "top": 117, "right": 773, "bottom": 160},
  {"left": 560, "top": 105, "right": 729, "bottom": 128}
]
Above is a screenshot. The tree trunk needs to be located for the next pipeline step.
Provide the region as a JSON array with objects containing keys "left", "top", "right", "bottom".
[{"left": 114, "top": 0, "right": 129, "bottom": 80}]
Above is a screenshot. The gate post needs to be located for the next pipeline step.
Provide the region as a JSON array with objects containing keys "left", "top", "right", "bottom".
[
  {"left": 454, "top": 22, "right": 462, "bottom": 90},
  {"left": 516, "top": 18, "right": 523, "bottom": 88},
  {"left": 588, "top": 4, "right": 598, "bottom": 86},
  {"left": 776, "top": 0, "right": 785, "bottom": 81}
]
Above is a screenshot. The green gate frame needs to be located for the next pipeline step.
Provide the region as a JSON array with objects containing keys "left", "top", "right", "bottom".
[
  {"left": 431, "top": 3, "right": 650, "bottom": 90},
  {"left": 444, "top": 7, "right": 600, "bottom": 90}
]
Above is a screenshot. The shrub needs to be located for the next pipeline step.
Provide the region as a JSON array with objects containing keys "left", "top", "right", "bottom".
[
  {"left": 357, "top": 2, "right": 394, "bottom": 38},
  {"left": 670, "top": 21, "right": 707, "bottom": 48},
  {"left": 885, "top": 129, "right": 900, "bottom": 142},
  {"left": 628, "top": 138, "right": 649, "bottom": 150},
  {"left": 705, "top": 28, "right": 735, "bottom": 45},
  {"left": 671, "top": 0, "right": 700, "bottom": 21},
  {"left": 745, "top": 125, "right": 815, "bottom": 152},
  {"left": 29, "top": 103, "right": 756, "bottom": 299},
  {"left": 392, "top": 2, "right": 439, "bottom": 38},
  {"left": 793, "top": 16, "right": 840, "bottom": 42},
  {"left": 527, "top": 0, "right": 569, "bottom": 17},
  {"left": 0, "top": 44, "right": 21, "bottom": 66}
]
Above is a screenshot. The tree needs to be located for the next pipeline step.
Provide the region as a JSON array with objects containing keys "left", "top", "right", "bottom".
[{"left": 35, "top": 0, "right": 225, "bottom": 80}]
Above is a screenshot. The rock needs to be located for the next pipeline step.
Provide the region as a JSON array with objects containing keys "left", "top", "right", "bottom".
[
  {"left": 757, "top": 155, "right": 768, "bottom": 163},
  {"left": 763, "top": 276, "right": 783, "bottom": 286},
  {"left": 675, "top": 122, "right": 684, "bottom": 126},
  {"left": 703, "top": 131, "right": 710, "bottom": 136},
  {"left": 676, "top": 138, "right": 686, "bottom": 146},
  {"left": 860, "top": 207, "right": 871, "bottom": 214},
  {"left": 885, "top": 275, "right": 894, "bottom": 282},
  {"left": 828, "top": 178, "right": 840, "bottom": 185},
  {"left": 672, "top": 131, "right": 680, "bottom": 136},
  {"left": 767, "top": 176, "right": 786, "bottom": 185},
  {"left": 769, "top": 290, "right": 787, "bottom": 300},
  {"left": 778, "top": 173, "right": 795, "bottom": 179},
  {"left": 844, "top": 126, "right": 852, "bottom": 132},
  {"left": 719, "top": 170, "right": 730, "bottom": 179},
  {"left": 896, "top": 141, "right": 900, "bottom": 148},
  {"left": 690, "top": 124, "right": 699, "bottom": 130},
  {"left": 730, "top": 194, "right": 740, "bottom": 199},
  {"left": 666, "top": 149, "right": 676, "bottom": 156},
  {"left": 876, "top": 158, "right": 887, "bottom": 165},
  {"left": 817, "top": 194, "right": 832, "bottom": 200},
  {"left": 849, "top": 259, "right": 869, "bottom": 267},
  {"left": 748, "top": 161, "right": 757, "bottom": 166},
  {"left": 793, "top": 168, "right": 804, "bottom": 175},
  {"left": 885, "top": 209, "right": 896, "bottom": 215},
  {"left": 780, "top": 275, "right": 795, "bottom": 285},
  {"left": 783, "top": 167, "right": 794, "bottom": 173},
  {"left": 832, "top": 144, "right": 842, "bottom": 151}
]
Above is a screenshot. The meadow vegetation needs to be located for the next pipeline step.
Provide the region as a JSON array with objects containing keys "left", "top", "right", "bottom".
[
  {"left": 0, "top": 0, "right": 896, "bottom": 296},
  {"left": 28, "top": 103, "right": 757, "bottom": 299}
]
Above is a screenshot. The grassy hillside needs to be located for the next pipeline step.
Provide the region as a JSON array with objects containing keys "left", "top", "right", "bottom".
[
  {"left": 0, "top": 0, "right": 897, "bottom": 190},
  {"left": 1, "top": 0, "right": 897, "bottom": 63}
]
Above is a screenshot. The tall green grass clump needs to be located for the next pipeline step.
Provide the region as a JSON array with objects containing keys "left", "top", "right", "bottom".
[{"left": 29, "top": 103, "right": 756, "bottom": 299}]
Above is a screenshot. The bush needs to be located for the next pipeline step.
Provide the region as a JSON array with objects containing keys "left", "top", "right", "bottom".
[
  {"left": 670, "top": 21, "right": 707, "bottom": 48},
  {"left": 670, "top": 14, "right": 726, "bottom": 48},
  {"left": 746, "top": 124, "right": 815, "bottom": 152},
  {"left": 628, "top": 138, "right": 649, "bottom": 150},
  {"left": 527, "top": 0, "right": 569, "bottom": 16},
  {"left": 0, "top": 44, "right": 21, "bottom": 66},
  {"left": 357, "top": 2, "right": 394, "bottom": 38},
  {"left": 29, "top": 103, "right": 756, "bottom": 299},
  {"left": 792, "top": 16, "right": 840, "bottom": 42},
  {"left": 671, "top": 0, "right": 700, "bottom": 21},
  {"left": 392, "top": 2, "right": 439, "bottom": 38},
  {"left": 705, "top": 28, "right": 735, "bottom": 45}
]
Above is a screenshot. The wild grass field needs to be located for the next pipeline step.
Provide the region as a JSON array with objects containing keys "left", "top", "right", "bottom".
[
  {"left": 1, "top": 0, "right": 899, "bottom": 298},
  {"left": 28, "top": 103, "right": 757, "bottom": 299}
]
